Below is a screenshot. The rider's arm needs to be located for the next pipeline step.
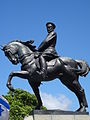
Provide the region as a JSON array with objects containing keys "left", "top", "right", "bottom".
[
  {"left": 47, "top": 32, "right": 57, "bottom": 47},
  {"left": 38, "top": 41, "right": 47, "bottom": 52}
]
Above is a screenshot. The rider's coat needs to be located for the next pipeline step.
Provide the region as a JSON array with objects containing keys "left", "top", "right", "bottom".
[{"left": 38, "top": 31, "right": 58, "bottom": 61}]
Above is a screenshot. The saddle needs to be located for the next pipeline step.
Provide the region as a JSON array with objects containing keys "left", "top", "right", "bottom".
[{"left": 35, "top": 57, "right": 58, "bottom": 70}]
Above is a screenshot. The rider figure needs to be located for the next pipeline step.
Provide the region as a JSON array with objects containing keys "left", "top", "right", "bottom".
[
  {"left": 37, "top": 22, "right": 75, "bottom": 79},
  {"left": 37, "top": 22, "right": 58, "bottom": 79}
]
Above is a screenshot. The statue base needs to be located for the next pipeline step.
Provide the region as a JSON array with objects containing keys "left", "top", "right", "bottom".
[{"left": 24, "top": 110, "right": 90, "bottom": 120}]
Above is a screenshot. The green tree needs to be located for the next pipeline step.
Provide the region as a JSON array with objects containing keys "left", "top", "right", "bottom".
[{"left": 3, "top": 89, "right": 46, "bottom": 120}]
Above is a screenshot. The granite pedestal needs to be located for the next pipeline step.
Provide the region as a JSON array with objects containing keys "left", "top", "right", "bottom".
[{"left": 24, "top": 110, "right": 90, "bottom": 120}]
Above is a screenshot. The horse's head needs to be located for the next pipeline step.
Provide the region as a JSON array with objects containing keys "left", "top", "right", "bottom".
[
  {"left": 2, "top": 43, "right": 19, "bottom": 65},
  {"left": 2, "top": 40, "right": 37, "bottom": 65}
]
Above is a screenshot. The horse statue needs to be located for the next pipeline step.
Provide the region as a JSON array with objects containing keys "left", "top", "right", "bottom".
[{"left": 1, "top": 40, "right": 90, "bottom": 112}]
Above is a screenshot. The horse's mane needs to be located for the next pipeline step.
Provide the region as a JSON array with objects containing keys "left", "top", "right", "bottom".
[{"left": 11, "top": 40, "right": 37, "bottom": 52}]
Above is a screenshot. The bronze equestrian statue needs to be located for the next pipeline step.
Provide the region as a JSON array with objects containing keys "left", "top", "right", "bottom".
[{"left": 0, "top": 22, "right": 90, "bottom": 112}]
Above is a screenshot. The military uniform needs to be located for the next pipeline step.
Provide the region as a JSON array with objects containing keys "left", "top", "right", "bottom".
[
  {"left": 38, "top": 26, "right": 58, "bottom": 61},
  {"left": 37, "top": 22, "right": 58, "bottom": 79}
]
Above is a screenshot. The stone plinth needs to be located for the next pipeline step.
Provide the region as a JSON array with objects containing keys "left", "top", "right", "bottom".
[{"left": 24, "top": 110, "right": 90, "bottom": 120}]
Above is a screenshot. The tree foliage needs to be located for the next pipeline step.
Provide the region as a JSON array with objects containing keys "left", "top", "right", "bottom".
[{"left": 3, "top": 89, "right": 46, "bottom": 120}]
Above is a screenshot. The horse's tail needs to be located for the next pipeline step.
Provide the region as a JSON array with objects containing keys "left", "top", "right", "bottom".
[{"left": 75, "top": 60, "right": 90, "bottom": 77}]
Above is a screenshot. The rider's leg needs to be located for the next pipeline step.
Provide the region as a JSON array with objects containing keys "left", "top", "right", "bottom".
[{"left": 38, "top": 55, "right": 47, "bottom": 79}]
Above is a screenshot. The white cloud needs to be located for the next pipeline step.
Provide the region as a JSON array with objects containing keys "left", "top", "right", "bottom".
[{"left": 41, "top": 93, "right": 72, "bottom": 110}]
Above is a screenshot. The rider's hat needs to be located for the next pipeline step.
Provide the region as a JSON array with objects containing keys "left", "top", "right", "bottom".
[{"left": 46, "top": 22, "right": 56, "bottom": 29}]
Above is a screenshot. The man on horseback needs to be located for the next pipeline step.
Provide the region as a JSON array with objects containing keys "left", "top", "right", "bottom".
[
  {"left": 2, "top": 27, "right": 89, "bottom": 112},
  {"left": 37, "top": 22, "right": 59, "bottom": 79}
]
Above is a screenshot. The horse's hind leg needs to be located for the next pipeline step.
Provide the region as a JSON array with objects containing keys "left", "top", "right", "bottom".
[
  {"left": 59, "top": 76, "right": 88, "bottom": 112},
  {"left": 72, "top": 79, "right": 88, "bottom": 112}
]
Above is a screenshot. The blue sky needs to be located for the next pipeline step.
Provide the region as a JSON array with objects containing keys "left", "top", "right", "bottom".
[{"left": 0, "top": 0, "right": 90, "bottom": 112}]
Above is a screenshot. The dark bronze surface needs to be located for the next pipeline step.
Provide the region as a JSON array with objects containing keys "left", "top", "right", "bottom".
[{"left": 1, "top": 23, "right": 90, "bottom": 112}]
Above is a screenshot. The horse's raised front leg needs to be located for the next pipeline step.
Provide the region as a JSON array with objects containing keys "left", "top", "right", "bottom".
[{"left": 7, "top": 70, "right": 29, "bottom": 91}]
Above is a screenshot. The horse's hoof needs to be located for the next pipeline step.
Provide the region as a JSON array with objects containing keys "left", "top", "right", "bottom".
[
  {"left": 35, "top": 107, "right": 40, "bottom": 110},
  {"left": 35, "top": 105, "right": 41, "bottom": 110},
  {"left": 76, "top": 106, "right": 86, "bottom": 112},
  {"left": 6, "top": 84, "right": 14, "bottom": 92},
  {"left": 29, "top": 110, "right": 34, "bottom": 115}
]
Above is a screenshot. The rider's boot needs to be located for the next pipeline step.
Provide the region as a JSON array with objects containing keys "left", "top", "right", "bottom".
[{"left": 37, "top": 55, "right": 47, "bottom": 79}]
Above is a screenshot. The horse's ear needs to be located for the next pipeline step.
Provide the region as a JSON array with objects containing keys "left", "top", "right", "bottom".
[{"left": 0, "top": 45, "right": 7, "bottom": 51}]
